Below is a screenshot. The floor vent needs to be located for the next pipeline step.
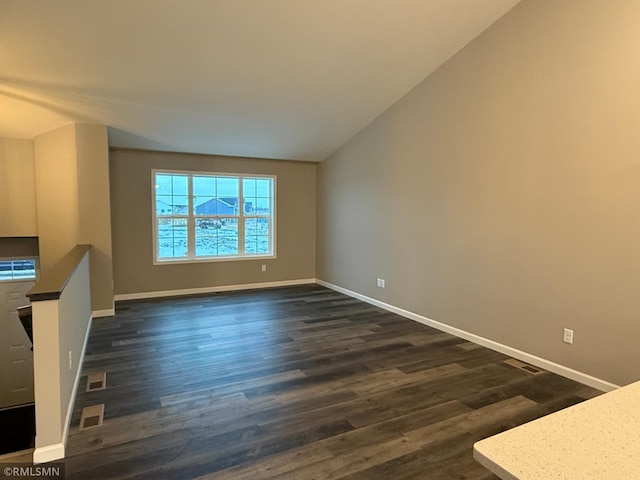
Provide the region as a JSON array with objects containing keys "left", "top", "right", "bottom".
[
  {"left": 86, "top": 372, "right": 106, "bottom": 392},
  {"left": 504, "top": 358, "right": 543, "bottom": 375},
  {"left": 79, "top": 404, "right": 104, "bottom": 431}
]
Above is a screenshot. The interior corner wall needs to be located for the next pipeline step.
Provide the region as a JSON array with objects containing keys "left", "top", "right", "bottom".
[
  {"left": 317, "top": 0, "right": 640, "bottom": 387},
  {"left": 75, "top": 124, "right": 114, "bottom": 312},
  {"left": 34, "top": 123, "right": 114, "bottom": 312},
  {"left": 34, "top": 124, "right": 79, "bottom": 275},
  {"left": 0, "top": 137, "right": 37, "bottom": 237},
  {"left": 109, "top": 149, "right": 316, "bottom": 296}
]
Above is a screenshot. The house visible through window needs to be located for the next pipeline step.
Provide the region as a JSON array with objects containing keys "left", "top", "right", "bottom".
[
  {"left": 0, "top": 259, "right": 38, "bottom": 282},
  {"left": 153, "top": 170, "right": 275, "bottom": 262}
]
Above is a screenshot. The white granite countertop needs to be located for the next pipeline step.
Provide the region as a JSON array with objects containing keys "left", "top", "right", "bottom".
[{"left": 473, "top": 380, "right": 640, "bottom": 480}]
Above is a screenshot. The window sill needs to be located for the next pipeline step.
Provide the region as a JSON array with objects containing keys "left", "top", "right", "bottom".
[{"left": 153, "top": 254, "right": 276, "bottom": 266}]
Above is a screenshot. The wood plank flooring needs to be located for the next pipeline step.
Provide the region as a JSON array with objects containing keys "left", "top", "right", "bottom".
[{"left": 63, "top": 285, "right": 601, "bottom": 479}]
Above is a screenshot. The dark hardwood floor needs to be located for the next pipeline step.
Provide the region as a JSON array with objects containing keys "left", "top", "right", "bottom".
[{"left": 63, "top": 285, "right": 601, "bottom": 479}]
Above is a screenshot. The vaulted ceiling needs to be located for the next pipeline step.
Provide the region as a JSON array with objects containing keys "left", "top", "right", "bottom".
[{"left": 0, "top": 0, "right": 521, "bottom": 161}]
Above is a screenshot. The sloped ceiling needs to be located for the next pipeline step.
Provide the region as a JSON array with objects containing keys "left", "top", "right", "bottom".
[{"left": 0, "top": 0, "right": 521, "bottom": 161}]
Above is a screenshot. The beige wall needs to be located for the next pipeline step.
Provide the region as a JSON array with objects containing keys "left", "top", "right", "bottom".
[
  {"left": 110, "top": 149, "right": 316, "bottom": 295},
  {"left": 0, "top": 138, "right": 37, "bottom": 237},
  {"left": 34, "top": 124, "right": 80, "bottom": 274},
  {"left": 33, "top": 123, "right": 114, "bottom": 312},
  {"left": 75, "top": 124, "right": 114, "bottom": 313},
  {"left": 317, "top": 0, "right": 640, "bottom": 387}
]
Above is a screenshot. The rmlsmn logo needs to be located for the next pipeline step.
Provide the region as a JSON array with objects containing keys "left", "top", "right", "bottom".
[{"left": 2, "top": 463, "right": 65, "bottom": 479}]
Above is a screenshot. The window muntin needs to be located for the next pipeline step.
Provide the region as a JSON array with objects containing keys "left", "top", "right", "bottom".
[
  {"left": 195, "top": 217, "right": 238, "bottom": 257},
  {"left": 157, "top": 218, "right": 188, "bottom": 259},
  {"left": 0, "top": 258, "right": 38, "bottom": 282},
  {"left": 153, "top": 171, "right": 275, "bottom": 263}
]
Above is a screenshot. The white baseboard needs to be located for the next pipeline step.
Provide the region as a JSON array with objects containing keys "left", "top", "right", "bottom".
[
  {"left": 114, "top": 278, "right": 317, "bottom": 302},
  {"left": 92, "top": 308, "right": 115, "bottom": 318},
  {"left": 316, "top": 279, "right": 619, "bottom": 393},
  {"left": 33, "top": 443, "right": 65, "bottom": 464}
]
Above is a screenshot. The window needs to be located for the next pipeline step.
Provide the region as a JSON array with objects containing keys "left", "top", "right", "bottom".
[
  {"left": 153, "top": 170, "right": 275, "bottom": 263},
  {"left": 0, "top": 258, "right": 38, "bottom": 282}
]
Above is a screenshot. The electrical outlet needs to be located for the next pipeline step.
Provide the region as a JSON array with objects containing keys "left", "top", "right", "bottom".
[
  {"left": 68, "top": 351, "right": 73, "bottom": 370},
  {"left": 563, "top": 328, "right": 574, "bottom": 344},
  {"left": 261, "top": 264, "right": 267, "bottom": 272}
]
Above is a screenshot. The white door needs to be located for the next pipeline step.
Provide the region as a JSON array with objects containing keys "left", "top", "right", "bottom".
[{"left": 0, "top": 281, "right": 35, "bottom": 409}]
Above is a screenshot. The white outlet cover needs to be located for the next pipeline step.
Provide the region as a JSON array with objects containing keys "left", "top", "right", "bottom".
[{"left": 563, "top": 328, "right": 574, "bottom": 344}]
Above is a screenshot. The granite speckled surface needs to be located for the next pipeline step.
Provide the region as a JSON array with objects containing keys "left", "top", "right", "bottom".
[{"left": 473, "top": 380, "right": 640, "bottom": 479}]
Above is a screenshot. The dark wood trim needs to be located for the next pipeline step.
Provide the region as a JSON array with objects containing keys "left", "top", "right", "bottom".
[{"left": 27, "top": 244, "right": 91, "bottom": 302}]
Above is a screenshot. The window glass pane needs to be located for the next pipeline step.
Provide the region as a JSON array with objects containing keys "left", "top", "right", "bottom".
[
  {"left": 194, "top": 196, "right": 216, "bottom": 215},
  {"left": 193, "top": 176, "right": 217, "bottom": 215},
  {"left": 0, "top": 259, "right": 37, "bottom": 281},
  {"left": 193, "top": 176, "right": 216, "bottom": 196},
  {"left": 155, "top": 173, "right": 188, "bottom": 196},
  {"left": 255, "top": 197, "right": 270, "bottom": 215},
  {"left": 171, "top": 175, "right": 188, "bottom": 195},
  {"left": 169, "top": 196, "right": 189, "bottom": 214},
  {"left": 195, "top": 218, "right": 238, "bottom": 256},
  {"left": 244, "top": 178, "right": 272, "bottom": 216},
  {"left": 157, "top": 218, "right": 188, "bottom": 258},
  {"left": 217, "top": 177, "right": 238, "bottom": 197},
  {"left": 156, "top": 197, "right": 168, "bottom": 215},
  {"left": 0, "top": 261, "right": 12, "bottom": 280},
  {"left": 256, "top": 179, "right": 271, "bottom": 197},
  {"left": 245, "top": 218, "right": 270, "bottom": 255},
  {"left": 210, "top": 177, "right": 238, "bottom": 216},
  {"left": 155, "top": 172, "right": 189, "bottom": 215},
  {"left": 156, "top": 196, "right": 174, "bottom": 215},
  {"left": 13, "top": 260, "right": 36, "bottom": 279},
  {"left": 243, "top": 178, "right": 256, "bottom": 198},
  {"left": 196, "top": 197, "right": 238, "bottom": 216},
  {"left": 154, "top": 174, "right": 173, "bottom": 195}
]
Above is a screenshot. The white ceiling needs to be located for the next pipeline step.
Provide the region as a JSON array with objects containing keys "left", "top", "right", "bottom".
[{"left": 0, "top": 0, "right": 521, "bottom": 161}]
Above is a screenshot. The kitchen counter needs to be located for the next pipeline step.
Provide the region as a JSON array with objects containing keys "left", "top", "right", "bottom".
[{"left": 473, "top": 380, "right": 640, "bottom": 479}]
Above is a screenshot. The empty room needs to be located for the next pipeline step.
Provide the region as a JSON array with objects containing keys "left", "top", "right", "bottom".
[{"left": 1, "top": 1, "right": 639, "bottom": 479}]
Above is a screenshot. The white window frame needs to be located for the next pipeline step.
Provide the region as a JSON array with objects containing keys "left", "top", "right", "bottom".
[
  {"left": 0, "top": 257, "right": 39, "bottom": 283},
  {"left": 152, "top": 169, "right": 277, "bottom": 264}
]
